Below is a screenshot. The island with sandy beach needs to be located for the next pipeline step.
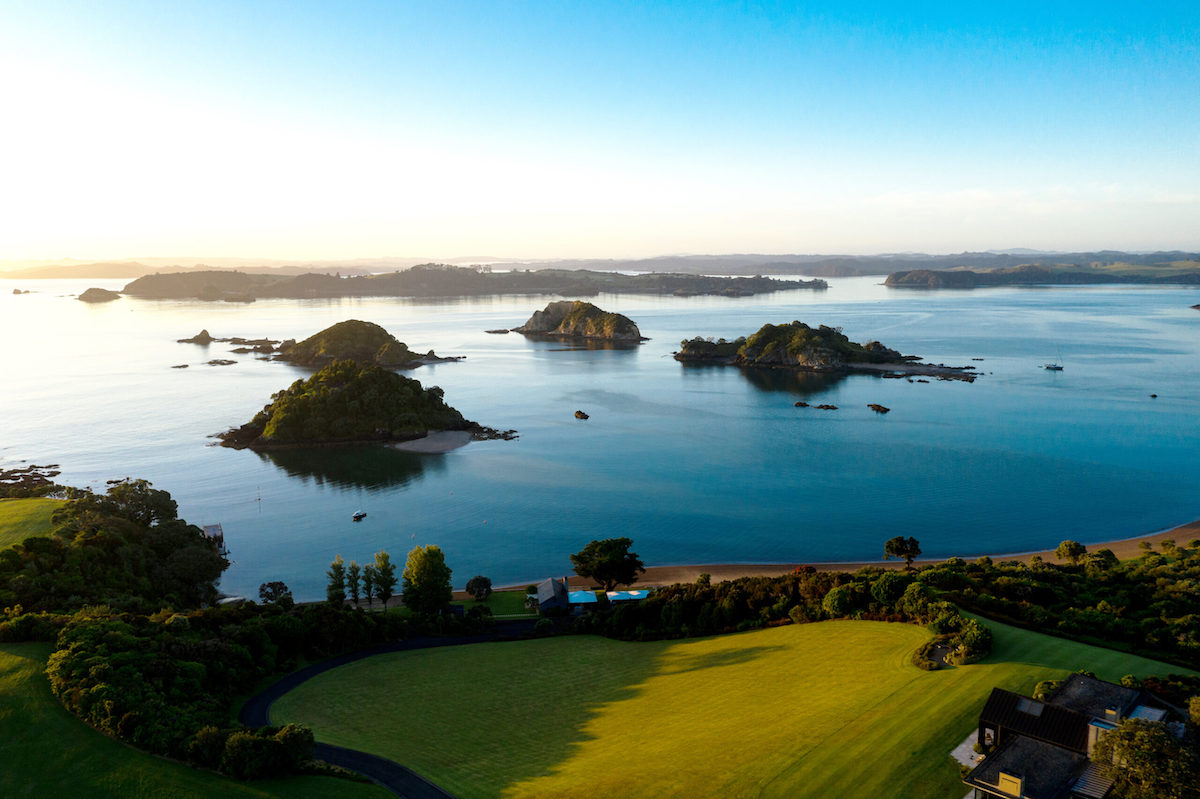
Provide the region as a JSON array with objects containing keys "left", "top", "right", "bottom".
[
  {"left": 675, "top": 320, "right": 978, "bottom": 381},
  {"left": 217, "top": 359, "right": 512, "bottom": 450}
]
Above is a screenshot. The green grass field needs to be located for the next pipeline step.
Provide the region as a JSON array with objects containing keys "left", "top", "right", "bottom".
[
  {"left": 0, "top": 643, "right": 390, "bottom": 799},
  {"left": 274, "top": 618, "right": 1193, "bottom": 799},
  {"left": 452, "top": 590, "right": 536, "bottom": 617},
  {"left": 0, "top": 497, "right": 60, "bottom": 548}
]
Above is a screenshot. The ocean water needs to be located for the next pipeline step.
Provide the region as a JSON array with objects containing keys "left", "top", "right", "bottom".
[{"left": 3, "top": 276, "right": 1198, "bottom": 600}]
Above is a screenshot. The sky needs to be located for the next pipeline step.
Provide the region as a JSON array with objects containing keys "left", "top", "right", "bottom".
[{"left": 2, "top": 1, "right": 1198, "bottom": 261}]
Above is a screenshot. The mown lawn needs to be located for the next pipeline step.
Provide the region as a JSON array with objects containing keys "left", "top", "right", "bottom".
[
  {"left": 0, "top": 497, "right": 60, "bottom": 548},
  {"left": 452, "top": 590, "right": 536, "bottom": 617},
  {"left": 0, "top": 643, "right": 390, "bottom": 799},
  {"left": 273, "top": 618, "right": 1193, "bottom": 799}
]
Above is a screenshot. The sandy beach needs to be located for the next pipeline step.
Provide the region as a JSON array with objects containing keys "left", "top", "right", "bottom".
[
  {"left": 391, "top": 430, "right": 473, "bottom": 454},
  {"left": 504, "top": 518, "right": 1200, "bottom": 591}
]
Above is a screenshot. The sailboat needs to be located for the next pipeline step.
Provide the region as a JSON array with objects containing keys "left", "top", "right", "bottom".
[{"left": 1042, "top": 347, "right": 1064, "bottom": 371}]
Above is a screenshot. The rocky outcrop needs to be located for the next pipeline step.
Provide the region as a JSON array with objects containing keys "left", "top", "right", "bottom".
[
  {"left": 77, "top": 287, "right": 122, "bottom": 303},
  {"left": 575, "top": 410, "right": 589, "bottom": 419},
  {"left": 868, "top": 404, "right": 891, "bottom": 414},
  {"left": 512, "top": 301, "right": 645, "bottom": 341},
  {"left": 178, "top": 329, "right": 214, "bottom": 344}
]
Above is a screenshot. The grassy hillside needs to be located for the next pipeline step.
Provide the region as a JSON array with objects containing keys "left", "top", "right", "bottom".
[
  {"left": 0, "top": 643, "right": 389, "bottom": 799},
  {"left": 273, "top": 618, "right": 1192, "bottom": 799},
  {"left": 0, "top": 498, "right": 60, "bottom": 548}
]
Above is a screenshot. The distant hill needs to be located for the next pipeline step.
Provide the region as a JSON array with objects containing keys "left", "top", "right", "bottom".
[
  {"left": 121, "top": 264, "right": 826, "bottom": 300},
  {"left": 886, "top": 261, "right": 1200, "bottom": 289}
]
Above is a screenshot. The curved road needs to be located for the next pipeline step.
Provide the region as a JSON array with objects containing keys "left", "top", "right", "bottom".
[{"left": 241, "top": 619, "right": 538, "bottom": 798}]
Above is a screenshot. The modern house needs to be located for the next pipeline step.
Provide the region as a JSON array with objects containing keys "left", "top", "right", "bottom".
[
  {"left": 964, "top": 673, "right": 1178, "bottom": 799},
  {"left": 533, "top": 578, "right": 651, "bottom": 614}
]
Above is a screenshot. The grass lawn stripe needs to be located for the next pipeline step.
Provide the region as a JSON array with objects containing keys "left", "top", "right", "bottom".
[
  {"left": 0, "top": 497, "right": 60, "bottom": 548},
  {"left": 0, "top": 643, "right": 391, "bottom": 799},
  {"left": 274, "top": 617, "right": 1195, "bottom": 799}
]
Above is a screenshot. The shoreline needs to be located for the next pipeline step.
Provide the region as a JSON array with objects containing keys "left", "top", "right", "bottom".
[{"left": 500, "top": 517, "right": 1200, "bottom": 591}]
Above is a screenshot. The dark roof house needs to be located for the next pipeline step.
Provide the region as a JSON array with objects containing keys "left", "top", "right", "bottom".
[{"left": 964, "top": 673, "right": 1178, "bottom": 799}]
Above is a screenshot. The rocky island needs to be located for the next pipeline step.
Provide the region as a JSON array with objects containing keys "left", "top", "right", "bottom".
[
  {"left": 675, "top": 321, "right": 977, "bottom": 381},
  {"left": 77, "top": 287, "right": 122, "bottom": 303},
  {"left": 121, "top": 264, "right": 827, "bottom": 301},
  {"left": 274, "top": 319, "right": 458, "bottom": 368},
  {"left": 511, "top": 301, "right": 646, "bottom": 341},
  {"left": 217, "top": 360, "right": 510, "bottom": 449}
]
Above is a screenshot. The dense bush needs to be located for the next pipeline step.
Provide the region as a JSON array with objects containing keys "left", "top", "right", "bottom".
[
  {"left": 573, "top": 567, "right": 992, "bottom": 663},
  {"left": 0, "top": 479, "right": 226, "bottom": 613},
  {"left": 45, "top": 601, "right": 411, "bottom": 777},
  {"left": 936, "top": 541, "right": 1200, "bottom": 669}
]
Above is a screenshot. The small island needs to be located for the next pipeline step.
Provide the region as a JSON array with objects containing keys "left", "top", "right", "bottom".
[
  {"left": 77, "top": 287, "right": 122, "bottom": 303},
  {"left": 512, "top": 301, "right": 646, "bottom": 341},
  {"left": 274, "top": 319, "right": 457, "bottom": 368},
  {"left": 675, "top": 321, "right": 977, "bottom": 381},
  {"left": 217, "top": 360, "right": 504, "bottom": 449}
]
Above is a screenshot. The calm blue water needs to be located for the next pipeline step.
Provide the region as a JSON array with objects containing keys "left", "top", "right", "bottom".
[{"left": 3, "top": 276, "right": 1198, "bottom": 600}]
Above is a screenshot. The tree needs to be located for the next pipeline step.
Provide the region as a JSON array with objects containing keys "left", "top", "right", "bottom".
[
  {"left": 326, "top": 555, "right": 346, "bottom": 604},
  {"left": 400, "top": 545, "right": 451, "bottom": 614},
  {"left": 1056, "top": 540, "right": 1087, "bottom": 565},
  {"left": 465, "top": 575, "right": 492, "bottom": 601},
  {"left": 883, "top": 536, "right": 921, "bottom": 570},
  {"left": 374, "top": 551, "right": 398, "bottom": 609},
  {"left": 569, "top": 537, "right": 645, "bottom": 591},
  {"left": 1093, "top": 719, "right": 1200, "bottom": 799},
  {"left": 346, "top": 561, "right": 361, "bottom": 606},
  {"left": 258, "top": 581, "right": 293, "bottom": 608},
  {"left": 362, "top": 564, "right": 377, "bottom": 608}
]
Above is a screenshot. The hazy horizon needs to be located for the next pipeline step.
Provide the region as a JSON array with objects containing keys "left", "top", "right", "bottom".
[{"left": 3, "top": 3, "right": 1198, "bottom": 260}]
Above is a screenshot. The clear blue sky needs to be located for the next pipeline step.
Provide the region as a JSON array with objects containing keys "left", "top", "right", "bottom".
[{"left": 2, "top": 1, "right": 1197, "bottom": 259}]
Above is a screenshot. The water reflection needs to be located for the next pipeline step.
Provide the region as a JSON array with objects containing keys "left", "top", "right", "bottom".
[
  {"left": 257, "top": 445, "right": 444, "bottom": 490},
  {"left": 680, "top": 362, "right": 847, "bottom": 397}
]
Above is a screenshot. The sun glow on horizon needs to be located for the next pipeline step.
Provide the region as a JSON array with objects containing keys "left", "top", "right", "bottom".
[{"left": 2, "top": 3, "right": 1198, "bottom": 261}]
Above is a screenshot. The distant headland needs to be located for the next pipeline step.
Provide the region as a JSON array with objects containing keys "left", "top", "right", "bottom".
[{"left": 121, "top": 264, "right": 826, "bottom": 301}]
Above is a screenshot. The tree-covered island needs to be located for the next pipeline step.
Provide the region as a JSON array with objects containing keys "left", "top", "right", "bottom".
[
  {"left": 273, "top": 319, "right": 457, "bottom": 367},
  {"left": 675, "top": 320, "right": 977, "bottom": 380},
  {"left": 122, "top": 263, "right": 827, "bottom": 300},
  {"left": 217, "top": 360, "right": 509, "bottom": 449},
  {"left": 511, "top": 300, "right": 646, "bottom": 341}
]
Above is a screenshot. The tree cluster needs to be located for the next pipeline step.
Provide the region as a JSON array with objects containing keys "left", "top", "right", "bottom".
[
  {"left": 931, "top": 539, "right": 1200, "bottom": 668},
  {"left": 0, "top": 479, "right": 226, "bottom": 612}
]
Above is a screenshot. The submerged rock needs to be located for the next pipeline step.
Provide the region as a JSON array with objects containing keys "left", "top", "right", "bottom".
[{"left": 867, "top": 404, "right": 891, "bottom": 414}]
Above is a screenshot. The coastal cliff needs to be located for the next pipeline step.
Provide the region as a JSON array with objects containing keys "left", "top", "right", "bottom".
[
  {"left": 512, "top": 301, "right": 645, "bottom": 341},
  {"left": 217, "top": 360, "right": 474, "bottom": 449},
  {"left": 676, "top": 321, "right": 976, "bottom": 380}
]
